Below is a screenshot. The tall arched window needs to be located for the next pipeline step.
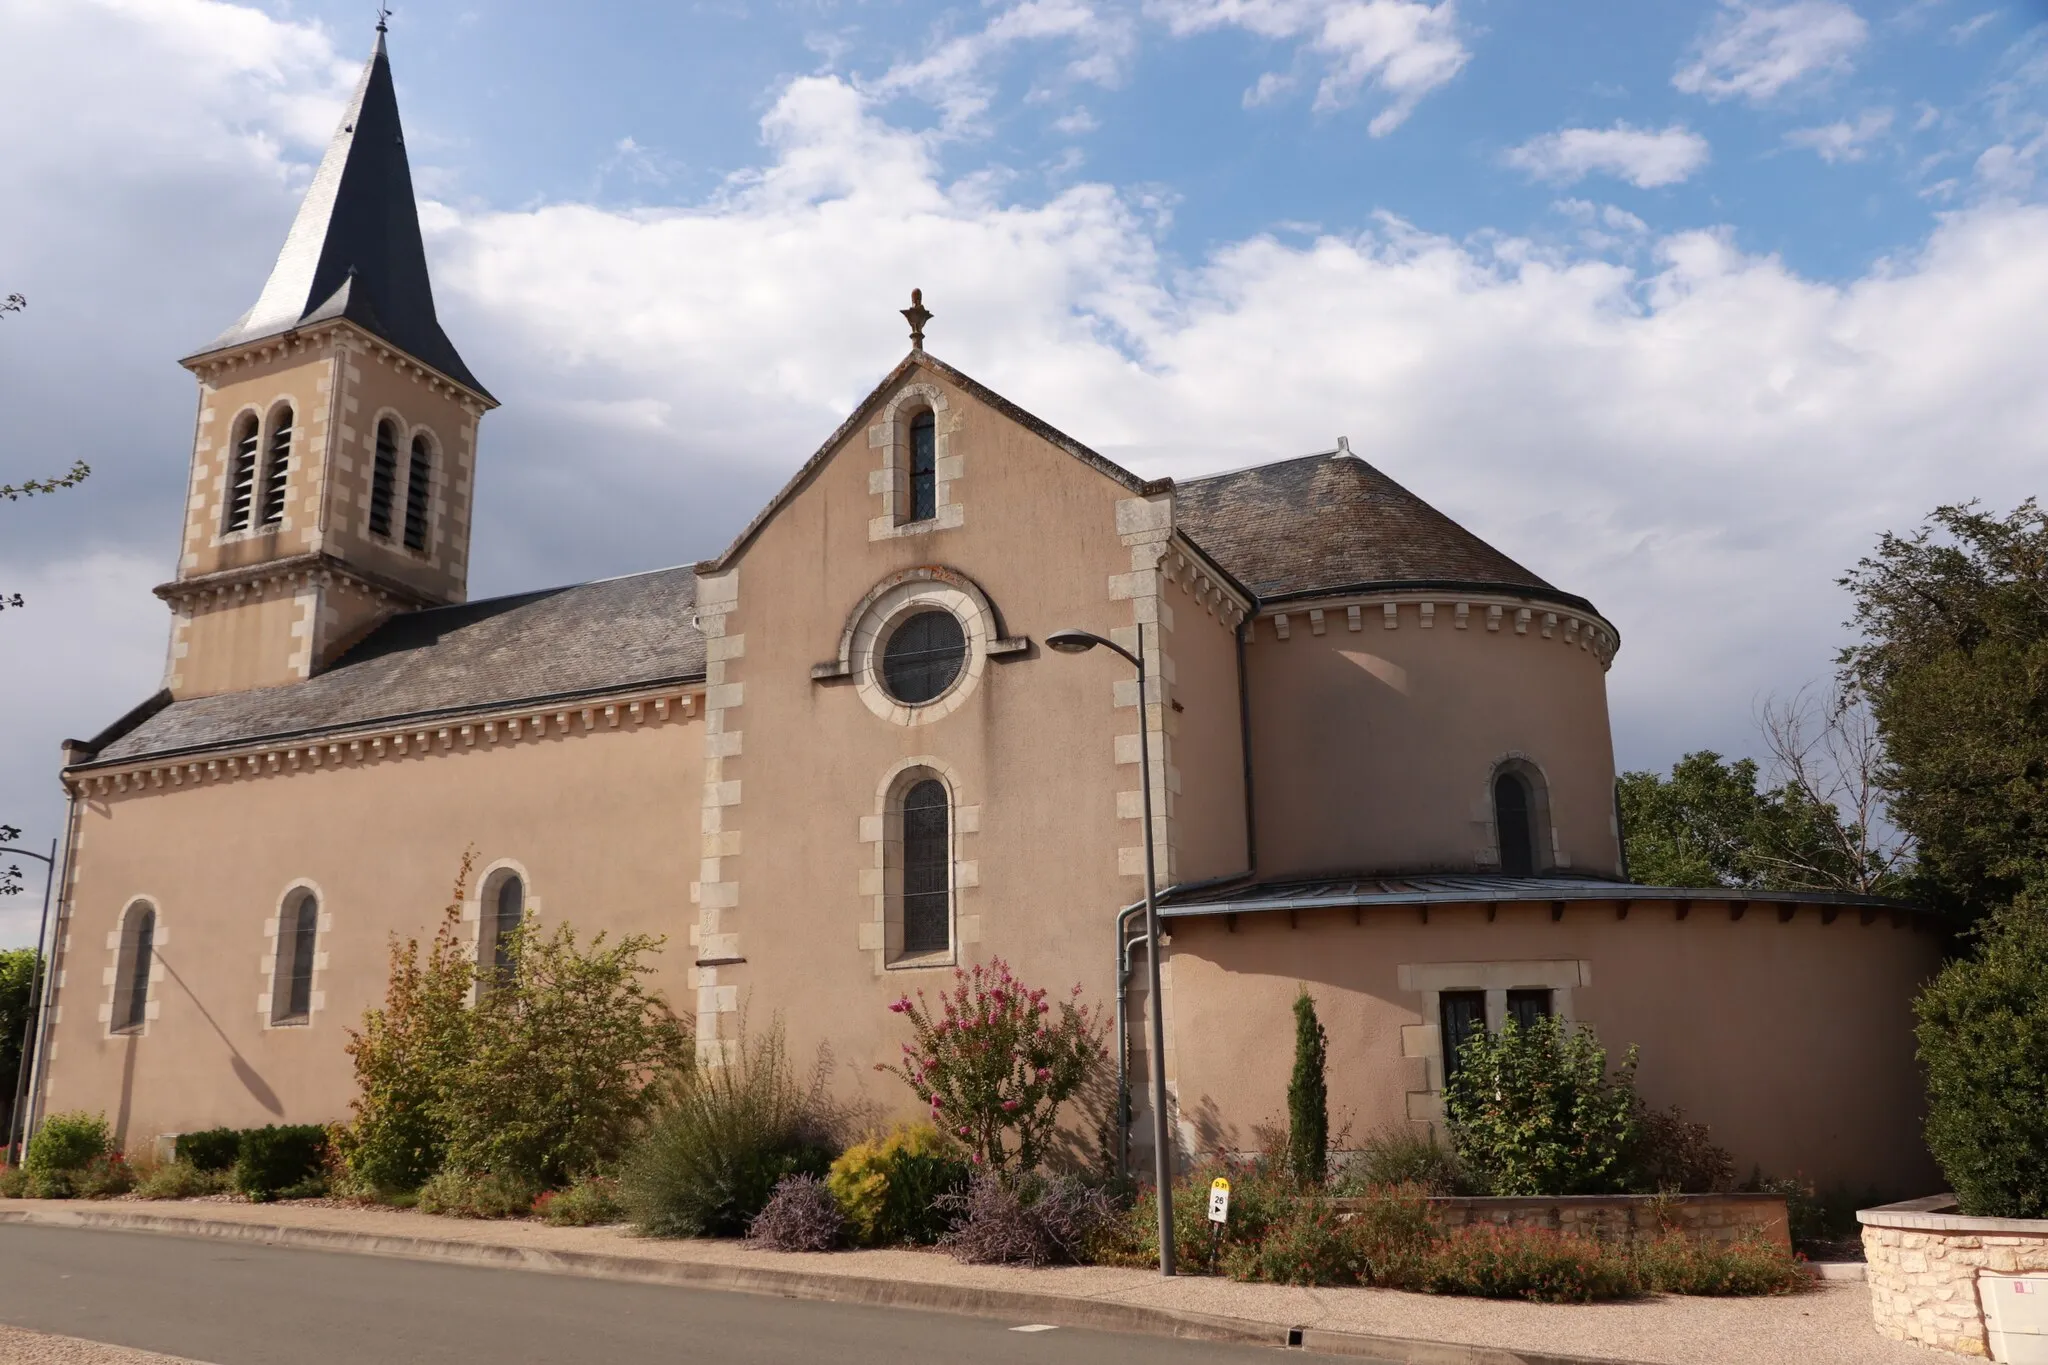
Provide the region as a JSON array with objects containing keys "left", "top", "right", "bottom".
[
  {"left": 368, "top": 420, "right": 399, "bottom": 539},
  {"left": 272, "top": 891, "right": 319, "bottom": 1025},
  {"left": 224, "top": 414, "right": 260, "bottom": 532},
  {"left": 258, "top": 405, "right": 293, "bottom": 526},
  {"left": 908, "top": 411, "right": 937, "bottom": 522},
  {"left": 402, "top": 434, "right": 433, "bottom": 551},
  {"left": 113, "top": 902, "right": 156, "bottom": 1035},
  {"left": 900, "top": 779, "right": 950, "bottom": 955},
  {"left": 480, "top": 872, "right": 525, "bottom": 980},
  {"left": 1494, "top": 771, "right": 1536, "bottom": 877}
]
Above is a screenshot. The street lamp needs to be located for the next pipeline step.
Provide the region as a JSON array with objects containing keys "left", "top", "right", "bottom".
[
  {"left": 1044, "top": 624, "right": 1176, "bottom": 1277},
  {"left": 4, "top": 836, "right": 57, "bottom": 1166}
]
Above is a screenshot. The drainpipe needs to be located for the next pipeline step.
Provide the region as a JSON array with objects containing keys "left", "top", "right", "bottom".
[{"left": 1235, "top": 620, "right": 1257, "bottom": 873}]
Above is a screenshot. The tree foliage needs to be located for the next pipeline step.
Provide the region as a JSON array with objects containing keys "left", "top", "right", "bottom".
[
  {"left": 1841, "top": 499, "right": 2048, "bottom": 922},
  {"left": 1286, "top": 986, "right": 1328, "bottom": 1188},
  {"left": 1443, "top": 1015, "right": 1640, "bottom": 1197},
  {"left": 0, "top": 947, "right": 40, "bottom": 1144}
]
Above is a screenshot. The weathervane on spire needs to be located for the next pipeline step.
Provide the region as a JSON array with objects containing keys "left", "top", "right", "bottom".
[
  {"left": 375, "top": 4, "right": 391, "bottom": 33},
  {"left": 901, "top": 289, "right": 932, "bottom": 350}
]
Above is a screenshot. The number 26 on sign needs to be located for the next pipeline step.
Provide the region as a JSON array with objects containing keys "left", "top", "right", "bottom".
[{"left": 1207, "top": 1177, "right": 1231, "bottom": 1224}]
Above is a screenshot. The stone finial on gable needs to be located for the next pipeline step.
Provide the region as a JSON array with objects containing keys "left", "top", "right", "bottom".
[{"left": 901, "top": 289, "right": 932, "bottom": 350}]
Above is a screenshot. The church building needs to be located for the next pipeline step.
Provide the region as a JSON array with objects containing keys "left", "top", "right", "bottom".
[{"left": 30, "top": 32, "right": 1941, "bottom": 1194}]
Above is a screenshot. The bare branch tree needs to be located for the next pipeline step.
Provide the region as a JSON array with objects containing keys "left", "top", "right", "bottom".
[{"left": 1757, "top": 683, "right": 1913, "bottom": 896}]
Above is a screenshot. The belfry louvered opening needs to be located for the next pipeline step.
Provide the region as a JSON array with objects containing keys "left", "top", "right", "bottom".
[
  {"left": 224, "top": 414, "right": 260, "bottom": 532},
  {"left": 403, "top": 434, "right": 432, "bottom": 551},
  {"left": 258, "top": 405, "right": 293, "bottom": 526},
  {"left": 369, "top": 420, "right": 399, "bottom": 539}
]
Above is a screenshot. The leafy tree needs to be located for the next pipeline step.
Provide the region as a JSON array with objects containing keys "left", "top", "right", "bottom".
[
  {"left": 0, "top": 946, "right": 39, "bottom": 1143},
  {"left": 2, "top": 295, "right": 92, "bottom": 614},
  {"left": 1841, "top": 500, "right": 2048, "bottom": 922},
  {"left": 1618, "top": 737, "right": 1903, "bottom": 895},
  {"left": 1915, "top": 896, "right": 2048, "bottom": 1217},
  {"left": 1287, "top": 986, "right": 1328, "bottom": 1188},
  {"left": 1444, "top": 1015, "right": 1639, "bottom": 1197}
]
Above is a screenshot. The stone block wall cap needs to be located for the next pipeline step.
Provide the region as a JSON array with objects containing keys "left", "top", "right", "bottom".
[
  {"left": 1412, "top": 1192, "right": 1787, "bottom": 1211},
  {"left": 1858, "top": 1195, "right": 2048, "bottom": 1235}
]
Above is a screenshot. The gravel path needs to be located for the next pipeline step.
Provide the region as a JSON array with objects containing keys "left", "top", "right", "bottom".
[
  {"left": 0, "top": 1323, "right": 208, "bottom": 1365},
  {"left": 2, "top": 1198, "right": 1964, "bottom": 1364}
]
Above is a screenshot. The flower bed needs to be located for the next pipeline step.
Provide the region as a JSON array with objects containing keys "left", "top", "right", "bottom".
[{"left": 1860, "top": 1195, "right": 2048, "bottom": 1358}]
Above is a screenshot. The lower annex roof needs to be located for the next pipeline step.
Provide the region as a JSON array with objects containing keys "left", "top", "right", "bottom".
[{"left": 1156, "top": 873, "right": 1915, "bottom": 917}]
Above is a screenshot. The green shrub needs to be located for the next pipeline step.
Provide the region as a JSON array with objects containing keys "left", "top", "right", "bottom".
[
  {"left": 233, "top": 1125, "right": 329, "bottom": 1201},
  {"left": 24, "top": 1111, "right": 110, "bottom": 1175},
  {"left": 535, "top": 1175, "right": 625, "bottom": 1227},
  {"left": 1443, "top": 1016, "right": 1639, "bottom": 1197},
  {"left": 174, "top": 1128, "right": 243, "bottom": 1174},
  {"left": 1632, "top": 1233, "right": 1813, "bottom": 1296},
  {"left": 619, "top": 1023, "right": 838, "bottom": 1238},
  {"left": 1287, "top": 988, "right": 1329, "bottom": 1188},
  {"left": 417, "top": 1168, "right": 540, "bottom": 1219},
  {"left": 0, "top": 1165, "right": 27, "bottom": 1198},
  {"left": 1915, "top": 899, "right": 2048, "bottom": 1218},
  {"left": 137, "top": 1159, "right": 231, "bottom": 1200},
  {"left": 1422, "top": 1225, "right": 1641, "bottom": 1303},
  {"left": 1223, "top": 1199, "right": 1365, "bottom": 1285},
  {"left": 442, "top": 920, "right": 689, "bottom": 1189},
  {"left": 1335, "top": 1127, "right": 1462, "bottom": 1196},
  {"left": 878, "top": 959, "right": 1105, "bottom": 1175},
  {"left": 71, "top": 1152, "right": 135, "bottom": 1199},
  {"left": 827, "top": 1123, "right": 970, "bottom": 1245},
  {"left": 1089, "top": 1160, "right": 1290, "bottom": 1273}
]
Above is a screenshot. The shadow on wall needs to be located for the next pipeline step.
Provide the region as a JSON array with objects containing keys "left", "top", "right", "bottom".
[{"left": 158, "top": 952, "right": 284, "bottom": 1123}]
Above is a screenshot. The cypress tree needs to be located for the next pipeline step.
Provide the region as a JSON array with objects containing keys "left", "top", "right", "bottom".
[{"left": 1288, "top": 986, "right": 1328, "bottom": 1187}]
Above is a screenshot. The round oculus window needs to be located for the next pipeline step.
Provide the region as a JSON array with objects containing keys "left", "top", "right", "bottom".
[{"left": 880, "top": 609, "right": 968, "bottom": 705}]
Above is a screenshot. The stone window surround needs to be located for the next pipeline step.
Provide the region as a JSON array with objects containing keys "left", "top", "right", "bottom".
[
  {"left": 465, "top": 859, "right": 540, "bottom": 996},
  {"left": 868, "top": 383, "right": 964, "bottom": 541},
  {"left": 100, "top": 898, "right": 165, "bottom": 1038},
  {"left": 813, "top": 566, "right": 1030, "bottom": 726},
  {"left": 212, "top": 398, "right": 302, "bottom": 545},
  {"left": 1477, "top": 753, "right": 1565, "bottom": 873},
  {"left": 1396, "top": 958, "right": 1590, "bottom": 1122},
  {"left": 857, "top": 756, "right": 982, "bottom": 975},
  {"left": 259, "top": 879, "right": 331, "bottom": 1028}
]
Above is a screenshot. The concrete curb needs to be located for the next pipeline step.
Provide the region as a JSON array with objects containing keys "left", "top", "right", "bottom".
[{"left": 0, "top": 1206, "right": 1637, "bottom": 1365}]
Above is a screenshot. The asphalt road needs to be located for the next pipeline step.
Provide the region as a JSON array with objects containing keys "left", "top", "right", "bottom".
[{"left": 0, "top": 1225, "right": 1291, "bottom": 1365}]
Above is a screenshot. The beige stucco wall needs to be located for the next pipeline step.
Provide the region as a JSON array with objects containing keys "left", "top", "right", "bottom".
[
  {"left": 1244, "top": 594, "right": 1622, "bottom": 880},
  {"left": 42, "top": 704, "right": 701, "bottom": 1146},
  {"left": 1156, "top": 567, "right": 1250, "bottom": 886},
  {"left": 1163, "top": 901, "right": 1942, "bottom": 1195},
  {"left": 692, "top": 362, "right": 1183, "bottom": 1123}
]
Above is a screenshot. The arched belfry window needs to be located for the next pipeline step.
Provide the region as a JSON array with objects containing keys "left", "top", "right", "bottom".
[
  {"left": 112, "top": 901, "right": 156, "bottom": 1035},
  {"left": 899, "top": 779, "right": 951, "bottom": 956},
  {"left": 258, "top": 405, "right": 293, "bottom": 527},
  {"left": 403, "top": 434, "right": 433, "bottom": 552},
  {"left": 369, "top": 420, "right": 399, "bottom": 540},
  {"left": 272, "top": 890, "right": 319, "bottom": 1025},
  {"left": 908, "top": 411, "right": 937, "bottom": 522},
  {"left": 224, "top": 414, "right": 260, "bottom": 532},
  {"left": 480, "top": 871, "right": 525, "bottom": 981}
]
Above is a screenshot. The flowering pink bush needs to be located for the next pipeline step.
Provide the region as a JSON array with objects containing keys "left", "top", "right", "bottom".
[{"left": 879, "top": 958, "right": 1105, "bottom": 1175}]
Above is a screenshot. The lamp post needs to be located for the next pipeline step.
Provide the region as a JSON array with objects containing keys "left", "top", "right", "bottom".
[
  {"left": 5, "top": 837, "right": 57, "bottom": 1166},
  {"left": 1045, "top": 624, "right": 1175, "bottom": 1277}
]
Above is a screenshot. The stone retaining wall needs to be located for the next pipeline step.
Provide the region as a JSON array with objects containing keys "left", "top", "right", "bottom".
[
  {"left": 1860, "top": 1195, "right": 2048, "bottom": 1358},
  {"left": 1329, "top": 1192, "right": 1791, "bottom": 1251}
]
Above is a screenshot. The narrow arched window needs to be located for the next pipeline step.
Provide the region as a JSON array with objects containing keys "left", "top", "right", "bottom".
[
  {"left": 900, "top": 779, "right": 950, "bottom": 955},
  {"left": 482, "top": 872, "right": 525, "bottom": 980},
  {"left": 272, "top": 892, "right": 319, "bottom": 1025},
  {"left": 908, "top": 411, "right": 937, "bottom": 522},
  {"left": 369, "top": 420, "right": 399, "bottom": 539},
  {"left": 402, "top": 434, "right": 432, "bottom": 552},
  {"left": 258, "top": 405, "right": 293, "bottom": 526},
  {"left": 224, "top": 414, "right": 259, "bottom": 532},
  {"left": 113, "top": 902, "right": 156, "bottom": 1035},
  {"left": 1494, "top": 772, "right": 1535, "bottom": 877}
]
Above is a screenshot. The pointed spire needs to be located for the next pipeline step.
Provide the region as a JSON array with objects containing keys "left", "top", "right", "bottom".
[{"left": 197, "top": 26, "right": 488, "bottom": 399}]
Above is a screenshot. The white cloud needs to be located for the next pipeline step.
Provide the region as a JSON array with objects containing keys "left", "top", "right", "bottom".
[
  {"left": 8, "top": 0, "right": 2048, "bottom": 937},
  {"left": 870, "top": 0, "right": 1132, "bottom": 135},
  {"left": 1675, "top": 1, "right": 1869, "bottom": 104},
  {"left": 1785, "top": 107, "right": 1894, "bottom": 162},
  {"left": 1148, "top": 0, "right": 1468, "bottom": 130},
  {"left": 1506, "top": 123, "right": 1711, "bottom": 188},
  {"left": 1051, "top": 106, "right": 1100, "bottom": 135}
]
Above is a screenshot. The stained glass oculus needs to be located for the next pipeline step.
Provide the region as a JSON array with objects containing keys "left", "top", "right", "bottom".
[{"left": 880, "top": 610, "right": 967, "bottom": 705}]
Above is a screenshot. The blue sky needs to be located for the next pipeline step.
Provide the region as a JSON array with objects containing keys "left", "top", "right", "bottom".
[{"left": 1, "top": 0, "right": 2046, "bottom": 942}]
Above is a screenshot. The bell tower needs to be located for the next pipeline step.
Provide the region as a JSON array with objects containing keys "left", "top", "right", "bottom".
[{"left": 161, "top": 24, "right": 496, "bottom": 699}]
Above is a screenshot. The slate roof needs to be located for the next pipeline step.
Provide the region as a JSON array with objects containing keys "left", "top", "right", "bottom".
[
  {"left": 190, "top": 30, "right": 489, "bottom": 399},
  {"left": 1175, "top": 449, "right": 1592, "bottom": 612},
  {"left": 93, "top": 566, "right": 702, "bottom": 764}
]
